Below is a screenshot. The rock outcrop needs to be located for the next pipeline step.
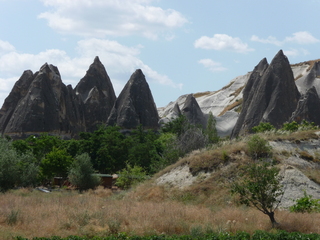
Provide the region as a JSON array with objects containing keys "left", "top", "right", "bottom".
[
  {"left": 290, "top": 86, "right": 320, "bottom": 126},
  {"left": 181, "top": 94, "right": 206, "bottom": 127},
  {"left": 75, "top": 57, "right": 116, "bottom": 132},
  {"left": 107, "top": 69, "right": 159, "bottom": 130},
  {"left": 231, "top": 50, "right": 301, "bottom": 137},
  {"left": 0, "top": 63, "right": 86, "bottom": 139}
]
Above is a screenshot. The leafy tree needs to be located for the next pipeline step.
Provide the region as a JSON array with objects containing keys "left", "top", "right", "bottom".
[
  {"left": 0, "top": 137, "right": 20, "bottom": 192},
  {"left": 290, "top": 191, "right": 320, "bottom": 213},
  {"left": 18, "top": 152, "right": 40, "bottom": 188},
  {"left": 12, "top": 134, "right": 64, "bottom": 163},
  {"left": 127, "top": 126, "right": 161, "bottom": 173},
  {"left": 161, "top": 114, "right": 189, "bottom": 136},
  {"left": 116, "top": 163, "right": 148, "bottom": 190},
  {"left": 205, "top": 112, "right": 219, "bottom": 144},
  {"left": 231, "top": 162, "right": 284, "bottom": 227},
  {"left": 79, "top": 126, "right": 129, "bottom": 173},
  {"left": 150, "top": 133, "right": 180, "bottom": 173},
  {"left": 281, "top": 121, "right": 300, "bottom": 132},
  {"left": 68, "top": 153, "right": 100, "bottom": 192},
  {"left": 252, "top": 122, "right": 276, "bottom": 133},
  {"left": 40, "top": 147, "right": 73, "bottom": 180},
  {"left": 247, "top": 135, "right": 272, "bottom": 160}
]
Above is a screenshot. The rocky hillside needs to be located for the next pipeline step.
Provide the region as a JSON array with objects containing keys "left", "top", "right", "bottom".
[
  {"left": 159, "top": 51, "right": 320, "bottom": 137},
  {"left": 153, "top": 129, "right": 320, "bottom": 209}
]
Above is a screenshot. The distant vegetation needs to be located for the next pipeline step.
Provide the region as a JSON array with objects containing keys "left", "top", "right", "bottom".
[{"left": 0, "top": 114, "right": 218, "bottom": 192}]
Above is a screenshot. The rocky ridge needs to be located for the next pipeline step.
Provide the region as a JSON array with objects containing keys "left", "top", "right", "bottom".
[
  {"left": 0, "top": 58, "right": 159, "bottom": 139},
  {"left": 159, "top": 51, "right": 320, "bottom": 137}
]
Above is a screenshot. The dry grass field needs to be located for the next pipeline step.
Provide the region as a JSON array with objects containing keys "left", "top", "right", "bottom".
[
  {"left": 2, "top": 130, "right": 320, "bottom": 239},
  {"left": 1, "top": 186, "right": 320, "bottom": 239}
]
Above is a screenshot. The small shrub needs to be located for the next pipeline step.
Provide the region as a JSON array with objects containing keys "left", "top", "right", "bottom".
[
  {"left": 116, "top": 163, "right": 148, "bottom": 190},
  {"left": 281, "top": 121, "right": 299, "bottom": 132},
  {"left": 252, "top": 122, "right": 276, "bottom": 133},
  {"left": 290, "top": 191, "right": 320, "bottom": 213},
  {"left": 246, "top": 135, "right": 272, "bottom": 159}
]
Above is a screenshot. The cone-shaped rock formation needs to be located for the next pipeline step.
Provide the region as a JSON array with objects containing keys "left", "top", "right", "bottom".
[
  {"left": 75, "top": 56, "right": 116, "bottom": 131},
  {"left": 231, "top": 50, "right": 300, "bottom": 137},
  {"left": 107, "top": 69, "right": 159, "bottom": 129}
]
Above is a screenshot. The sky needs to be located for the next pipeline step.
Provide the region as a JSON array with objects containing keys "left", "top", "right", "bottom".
[{"left": 0, "top": 0, "right": 320, "bottom": 108}]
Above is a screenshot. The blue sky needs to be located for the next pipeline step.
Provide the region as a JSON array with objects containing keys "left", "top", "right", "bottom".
[{"left": 0, "top": 0, "right": 319, "bottom": 108}]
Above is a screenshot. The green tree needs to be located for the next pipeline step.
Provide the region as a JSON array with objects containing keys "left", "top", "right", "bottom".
[
  {"left": 231, "top": 162, "right": 284, "bottom": 227},
  {"left": 40, "top": 147, "right": 73, "bottom": 180},
  {"left": 68, "top": 153, "right": 100, "bottom": 192},
  {"left": 0, "top": 137, "right": 20, "bottom": 192},
  {"left": 127, "top": 125, "right": 161, "bottom": 173},
  {"left": 161, "top": 114, "right": 189, "bottom": 136},
  {"left": 205, "top": 112, "right": 219, "bottom": 144},
  {"left": 116, "top": 163, "right": 148, "bottom": 190},
  {"left": 79, "top": 126, "right": 129, "bottom": 173}
]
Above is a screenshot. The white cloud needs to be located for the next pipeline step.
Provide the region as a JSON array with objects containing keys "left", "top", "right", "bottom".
[
  {"left": 38, "top": 0, "right": 188, "bottom": 39},
  {"left": 251, "top": 31, "right": 319, "bottom": 46},
  {"left": 198, "top": 59, "right": 227, "bottom": 72},
  {"left": 285, "top": 31, "right": 320, "bottom": 44},
  {"left": 0, "top": 40, "right": 16, "bottom": 55},
  {"left": 0, "top": 38, "right": 182, "bottom": 105},
  {"left": 250, "top": 35, "right": 282, "bottom": 46},
  {"left": 194, "top": 34, "right": 254, "bottom": 53},
  {"left": 283, "top": 48, "right": 310, "bottom": 58}
]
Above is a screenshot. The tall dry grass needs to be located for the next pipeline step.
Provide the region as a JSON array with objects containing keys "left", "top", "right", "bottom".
[{"left": 1, "top": 187, "right": 320, "bottom": 239}]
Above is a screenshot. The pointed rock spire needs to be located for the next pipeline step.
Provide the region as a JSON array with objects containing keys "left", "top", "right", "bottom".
[
  {"left": 181, "top": 94, "right": 206, "bottom": 127},
  {"left": 290, "top": 86, "right": 320, "bottom": 126},
  {"left": 75, "top": 56, "right": 116, "bottom": 131},
  {"left": 231, "top": 50, "right": 300, "bottom": 137},
  {"left": 107, "top": 69, "right": 159, "bottom": 129}
]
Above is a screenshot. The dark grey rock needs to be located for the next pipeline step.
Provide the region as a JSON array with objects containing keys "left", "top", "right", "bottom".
[
  {"left": 0, "top": 70, "right": 34, "bottom": 133},
  {"left": 0, "top": 63, "right": 86, "bottom": 139},
  {"left": 75, "top": 56, "right": 116, "bottom": 131},
  {"left": 290, "top": 86, "right": 320, "bottom": 126},
  {"left": 231, "top": 50, "right": 300, "bottom": 137},
  {"left": 181, "top": 94, "right": 206, "bottom": 127},
  {"left": 107, "top": 69, "right": 159, "bottom": 130}
]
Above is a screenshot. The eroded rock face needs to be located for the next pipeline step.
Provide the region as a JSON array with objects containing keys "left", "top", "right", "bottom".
[
  {"left": 290, "top": 86, "right": 320, "bottom": 126},
  {"left": 75, "top": 56, "right": 116, "bottom": 132},
  {"left": 0, "top": 70, "right": 34, "bottom": 131},
  {"left": 0, "top": 63, "right": 86, "bottom": 139},
  {"left": 107, "top": 69, "right": 159, "bottom": 130},
  {"left": 181, "top": 94, "right": 206, "bottom": 127},
  {"left": 231, "top": 50, "right": 301, "bottom": 137}
]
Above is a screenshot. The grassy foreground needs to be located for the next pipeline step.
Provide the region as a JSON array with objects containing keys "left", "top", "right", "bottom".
[{"left": 1, "top": 187, "right": 320, "bottom": 239}]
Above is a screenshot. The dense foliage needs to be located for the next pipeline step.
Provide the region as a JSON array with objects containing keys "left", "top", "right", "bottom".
[{"left": 290, "top": 191, "right": 320, "bottom": 213}]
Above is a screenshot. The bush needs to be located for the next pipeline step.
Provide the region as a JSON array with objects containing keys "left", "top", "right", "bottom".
[
  {"left": 290, "top": 191, "right": 320, "bottom": 213},
  {"left": 252, "top": 122, "right": 276, "bottom": 133},
  {"left": 246, "top": 135, "right": 272, "bottom": 160},
  {"left": 281, "top": 121, "right": 299, "bottom": 132},
  {"left": 116, "top": 163, "right": 148, "bottom": 190},
  {"left": 68, "top": 153, "right": 100, "bottom": 192}
]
